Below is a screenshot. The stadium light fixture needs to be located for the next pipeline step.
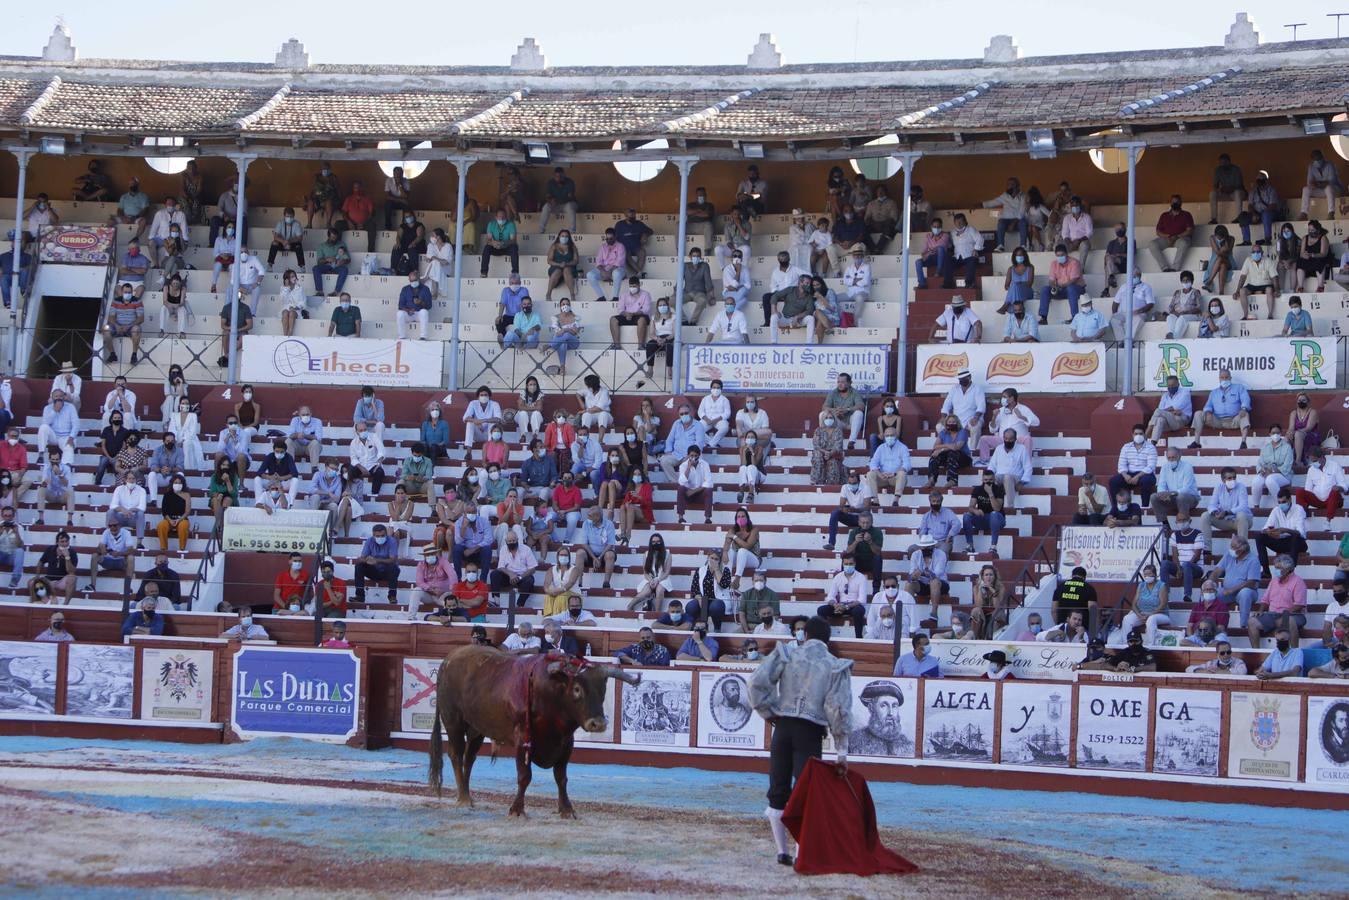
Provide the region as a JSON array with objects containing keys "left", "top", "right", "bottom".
[
  {"left": 740, "top": 143, "right": 765, "bottom": 159},
  {"left": 1027, "top": 128, "right": 1056, "bottom": 160},
  {"left": 38, "top": 136, "right": 65, "bottom": 155},
  {"left": 524, "top": 142, "right": 552, "bottom": 164},
  {"left": 1303, "top": 117, "right": 1328, "bottom": 136}
]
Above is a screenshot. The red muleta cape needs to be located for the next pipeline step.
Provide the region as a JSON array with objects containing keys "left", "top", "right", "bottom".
[{"left": 781, "top": 757, "right": 918, "bottom": 877}]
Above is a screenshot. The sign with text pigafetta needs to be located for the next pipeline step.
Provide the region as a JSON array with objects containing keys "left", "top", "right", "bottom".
[
  {"left": 1228, "top": 691, "right": 1301, "bottom": 781},
  {"left": 222, "top": 507, "right": 328, "bottom": 554},
  {"left": 683, "top": 344, "right": 888, "bottom": 394},
  {"left": 240, "top": 335, "right": 444, "bottom": 388},
  {"left": 1075, "top": 684, "right": 1149, "bottom": 771},
  {"left": 1153, "top": 688, "right": 1221, "bottom": 777},
  {"left": 39, "top": 225, "right": 116, "bottom": 264},
  {"left": 231, "top": 646, "right": 361, "bottom": 742},
  {"left": 1058, "top": 526, "right": 1162, "bottom": 582},
  {"left": 1144, "top": 338, "right": 1335, "bottom": 391},
  {"left": 696, "top": 670, "right": 763, "bottom": 750},
  {"left": 927, "top": 640, "right": 1084, "bottom": 681},
  {"left": 915, "top": 342, "right": 1106, "bottom": 394}
]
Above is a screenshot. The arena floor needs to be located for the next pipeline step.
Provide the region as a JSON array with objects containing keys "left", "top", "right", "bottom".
[{"left": 0, "top": 736, "right": 1339, "bottom": 898}]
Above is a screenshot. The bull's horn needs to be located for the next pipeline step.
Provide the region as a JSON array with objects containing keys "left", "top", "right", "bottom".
[{"left": 604, "top": 665, "right": 642, "bottom": 685}]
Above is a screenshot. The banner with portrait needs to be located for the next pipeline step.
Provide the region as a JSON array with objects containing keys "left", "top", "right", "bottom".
[
  {"left": 842, "top": 676, "right": 917, "bottom": 759},
  {"left": 999, "top": 681, "right": 1071, "bottom": 768},
  {"left": 695, "top": 671, "right": 762, "bottom": 750},
  {"left": 1228, "top": 691, "right": 1302, "bottom": 782},
  {"left": 1304, "top": 696, "right": 1349, "bottom": 791},
  {"left": 620, "top": 669, "right": 692, "bottom": 747},
  {"left": 1152, "top": 688, "right": 1221, "bottom": 777},
  {"left": 922, "top": 680, "right": 995, "bottom": 762},
  {"left": 140, "top": 648, "right": 215, "bottom": 722},
  {"left": 65, "top": 645, "right": 134, "bottom": 719},
  {"left": 1075, "top": 684, "right": 1149, "bottom": 771}
]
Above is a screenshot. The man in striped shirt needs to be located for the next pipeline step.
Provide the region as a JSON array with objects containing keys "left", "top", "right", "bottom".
[{"left": 1108, "top": 423, "right": 1158, "bottom": 507}]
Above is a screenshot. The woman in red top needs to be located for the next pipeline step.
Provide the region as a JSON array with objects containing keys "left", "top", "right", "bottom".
[
  {"left": 619, "top": 469, "right": 654, "bottom": 546},
  {"left": 543, "top": 411, "right": 575, "bottom": 475},
  {"left": 551, "top": 472, "right": 583, "bottom": 543}
]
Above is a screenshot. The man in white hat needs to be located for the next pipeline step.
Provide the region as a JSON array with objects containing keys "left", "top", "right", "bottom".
[
  {"left": 932, "top": 295, "right": 982, "bottom": 344},
  {"left": 50, "top": 362, "right": 82, "bottom": 406},
  {"left": 842, "top": 244, "right": 873, "bottom": 313},
  {"left": 908, "top": 534, "right": 950, "bottom": 614},
  {"left": 940, "top": 369, "right": 985, "bottom": 455}
]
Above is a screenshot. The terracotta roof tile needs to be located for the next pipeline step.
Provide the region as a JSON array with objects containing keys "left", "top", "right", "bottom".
[
  {"left": 244, "top": 89, "right": 499, "bottom": 136},
  {"left": 673, "top": 87, "right": 964, "bottom": 137},
  {"left": 1134, "top": 64, "right": 1349, "bottom": 119},
  {"left": 456, "top": 91, "right": 732, "bottom": 138},
  {"left": 905, "top": 78, "right": 1185, "bottom": 130},
  {"left": 29, "top": 81, "right": 271, "bottom": 132},
  {"left": 0, "top": 77, "right": 52, "bottom": 122}
]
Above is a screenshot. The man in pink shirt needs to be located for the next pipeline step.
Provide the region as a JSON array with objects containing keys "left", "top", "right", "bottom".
[
  {"left": 609, "top": 276, "right": 651, "bottom": 350},
  {"left": 1247, "top": 552, "right": 1307, "bottom": 647},
  {"left": 412, "top": 544, "right": 458, "bottom": 618},
  {"left": 587, "top": 228, "right": 627, "bottom": 301},
  {"left": 1037, "top": 243, "right": 1087, "bottom": 325},
  {"left": 916, "top": 218, "right": 951, "bottom": 285},
  {"left": 1057, "top": 196, "right": 1093, "bottom": 263}
]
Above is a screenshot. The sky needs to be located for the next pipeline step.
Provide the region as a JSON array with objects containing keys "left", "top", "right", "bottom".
[{"left": 4, "top": 3, "right": 1344, "bottom": 68}]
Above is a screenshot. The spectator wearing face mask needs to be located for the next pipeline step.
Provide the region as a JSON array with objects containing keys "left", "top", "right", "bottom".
[
  {"left": 462, "top": 387, "right": 502, "bottom": 450},
  {"left": 687, "top": 188, "right": 717, "bottom": 257},
  {"left": 1109, "top": 423, "right": 1158, "bottom": 508},
  {"left": 819, "top": 553, "right": 871, "bottom": 638},
  {"left": 1252, "top": 629, "right": 1303, "bottom": 680},
  {"left": 893, "top": 633, "right": 941, "bottom": 678},
  {"left": 868, "top": 577, "right": 913, "bottom": 639},
  {"left": 396, "top": 273, "right": 433, "bottom": 340},
  {"left": 412, "top": 545, "right": 457, "bottom": 618},
  {"left": 490, "top": 533, "right": 538, "bottom": 606},
  {"left": 272, "top": 553, "right": 310, "bottom": 615},
  {"left": 391, "top": 210, "right": 425, "bottom": 276},
  {"left": 588, "top": 228, "right": 627, "bottom": 302},
  {"left": 452, "top": 504, "right": 494, "bottom": 580},
  {"left": 656, "top": 598, "right": 693, "bottom": 632},
  {"left": 328, "top": 292, "right": 362, "bottom": 337},
  {"left": 676, "top": 622, "right": 721, "bottom": 661},
  {"left": 680, "top": 247, "right": 714, "bottom": 326},
  {"left": 34, "top": 611, "right": 72, "bottom": 642},
  {"left": 1254, "top": 489, "right": 1307, "bottom": 580},
  {"left": 354, "top": 524, "right": 400, "bottom": 604},
  {"left": 156, "top": 473, "right": 192, "bottom": 552},
  {"left": 616, "top": 626, "right": 672, "bottom": 666},
  {"left": 738, "top": 575, "right": 781, "bottom": 632},
  {"left": 268, "top": 208, "right": 305, "bottom": 270}
]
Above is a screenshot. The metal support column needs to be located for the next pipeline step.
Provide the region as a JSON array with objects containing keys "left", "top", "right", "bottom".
[
  {"left": 226, "top": 155, "right": 254, "bottom": 384},
  {"left": 447, "top": 156, "right": 475, "bottom": 392},
  {"left": 894, "top": 152, "right": 922, "bottom": 397},
  {"left": 670, "top": 157, "right": 698, "bottom": 394},
  {"left": 1120, "top": 142, "right": 1145, "bottom": 397},
  {"left": 7, "top": 149, "right": 32, "bottom": 372}
]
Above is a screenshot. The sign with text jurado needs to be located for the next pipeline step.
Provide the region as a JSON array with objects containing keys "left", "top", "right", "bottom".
[
  {"left": 682, "top": 344, "right": 889, "bottom": 394},
  {"left": 240, "top": 335, "right": 444, "bottom": 388},
  {"left": 915, "top": 342, "right": 1106, "bottom": 394},
  {"left": 1144, "top": 338, "right": 1336, "bottom": 392},
  {"left": 231, "top": 646, "right": 361, "bottom": 742}
]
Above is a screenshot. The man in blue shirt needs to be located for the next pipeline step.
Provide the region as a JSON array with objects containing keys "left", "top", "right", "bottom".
[
  {"left": 397, "top": 274, "right": 434, "bottom": 340},
  {"left": 1255, "top": 629, "right": 1304, "bottom": 680},
  {"left": 578, "top": 507, "right": 618, "bottom": 588},
  {"left": 354, "top": 523, "right": 400, "bottom": 603},
  {"left": 1068, "top": 296, "right": 1108, "bottom": 342},
  {"left": 614, "top": 208, "right": 653, "bottom": 278},
  {"left": 676, "top": 622, "right": 720, "bottom": 661},
  {"left": 254, "top": 440, "right": 300, "bottom": 506},
  {"left": 893, "top": 633, "right": 941, "bottom": 677},
  {"left": 121, "top": 595, "right": 165, "bottom": 637},
  {"left": 658, "top": 404, "right": 706, "bottom": 482},
  {"left": 503, "top": 297, "right": 542, "bottom": 349},
  {"left": 569, "top": 425, "right": 605, "bottom": 485},
  {"left": 1205, "top": 535, "right": 1261, "bottom": 627},
  {"left": 615, "top": 626, "right": 671, "bottom": 666},
  {"left": 1149, "top": 445, "right": 1198, "bottom": 526},
  {"left": 37, "top": 393, "right": 79, "bottom": 465},
  {"left": 1200, "top": 465, "right": 1252, "bottom": 543},
  {"left": 1189, "top": 368, "right": 1252, "bottom": 449},
  {"left": 285, "top": 406, "right": 325, "bottom": 469},
  {"left": 520, "top": 438, "right": 558, "bottom": 501},
  {"left": 452, "top": 511, "right": 494, "bottom": 578},
  {"left": 918, "top": 490, "right": 961, "bottom": 550},
  {"left": 866, "top": 426, "right": 911, "bottom": 506},
  {"left": 496, "top": 273, "right": 529, "bottom": 338},
  {"left": 1148, "top": 374, "right": 1193, "bottom": 442},
  {"left": 352, "top": 386, "right": 386, "bottom": 440}
]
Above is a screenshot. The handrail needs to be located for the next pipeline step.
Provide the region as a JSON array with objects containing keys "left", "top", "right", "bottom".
[
  {"left": 306, "top": 509, "right": 336, "bottom": 646},
  {"left": 1008, "top": 522, "right": 1061, "bottom": 624},
  {"left": 186, "top": 506, "right": 224, "bottom": 611}
]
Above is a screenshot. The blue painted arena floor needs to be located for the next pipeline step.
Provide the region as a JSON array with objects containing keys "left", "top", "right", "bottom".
[{"left": 0, "top": 736, "right": 1340, "bottom": 897}]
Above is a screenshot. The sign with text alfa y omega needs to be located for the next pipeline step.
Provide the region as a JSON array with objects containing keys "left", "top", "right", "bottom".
[
  {"left": 231, "top": 646, "right": 362, "bottom": 743},
  {"left": 240, "top": 336, "right": 444, "bottom": 388}
]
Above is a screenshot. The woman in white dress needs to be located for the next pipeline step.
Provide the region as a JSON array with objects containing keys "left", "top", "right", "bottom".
[
  {"left": 168, "top": 398, "right": 207, "bottom": 470},
  {"left": 515, "top": 376, "right": 545, "bottom": 445},
  {"left": 279, "top": 269, "right": 307, "bottom": 337},
  {"left": 160, "top": 364, "right": 188, "bottom": 429},
  {"left": 422, "top": 227, "right": 454, "bottom": 298},
  {"left": 787, "top": 209, "right": 815, "bottom": 272}
]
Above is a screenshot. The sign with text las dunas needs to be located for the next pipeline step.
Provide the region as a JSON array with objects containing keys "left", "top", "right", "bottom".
[
  {"left": 915, "top": 342, "right": 1106, "bottom": 394},
  {"left": 928, "top": 640, "right": 1085, "bottom": 681},
  {"left": 141, "top": 648, "right": 214, "bottom": 722},
  {"left": 1228, "top": 691, "right": 1301, "bottom": 782},
  {"left": 682, "top": 345, "right": 888, "bottom": 394},
  {"left": 1058, "top": 526, "right": 1162, "bottom": 582},
  {"left": 240, "top": 336, "right": 444, "bottom": 388},
  {"left": 222, "top": 507, "right": 328, "bottom": 554},
  {"left": 1144, "top": 338, "right": 1336, "bottom": 392},
  {"left": 232, "top": 646, "right": 362, "bottom": 742},
  {"left": 1076, "top": 685, "right": 1150, "bottom": 771}
]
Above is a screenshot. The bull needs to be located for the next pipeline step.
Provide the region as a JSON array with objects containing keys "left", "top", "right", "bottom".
[{"left": 427, "top": 645, "right": 641, "bottom": 817}]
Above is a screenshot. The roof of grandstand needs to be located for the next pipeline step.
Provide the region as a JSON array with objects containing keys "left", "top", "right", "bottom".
[{"left": 1, "top": 20, "right": 1347, "bottom": 153}]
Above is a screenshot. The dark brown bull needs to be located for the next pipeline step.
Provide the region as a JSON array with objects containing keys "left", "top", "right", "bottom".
[{"left": 427, "top": 645, "right": 640, "bottom": 817}]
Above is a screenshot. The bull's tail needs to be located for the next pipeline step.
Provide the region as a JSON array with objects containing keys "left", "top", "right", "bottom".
[{"left": 428, "top": 705, "right": 445, "bottom": 797}]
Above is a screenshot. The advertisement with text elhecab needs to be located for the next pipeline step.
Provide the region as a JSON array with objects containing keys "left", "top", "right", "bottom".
[{"left": 231, "top": 646, "right": 361, "bottom": 742}]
